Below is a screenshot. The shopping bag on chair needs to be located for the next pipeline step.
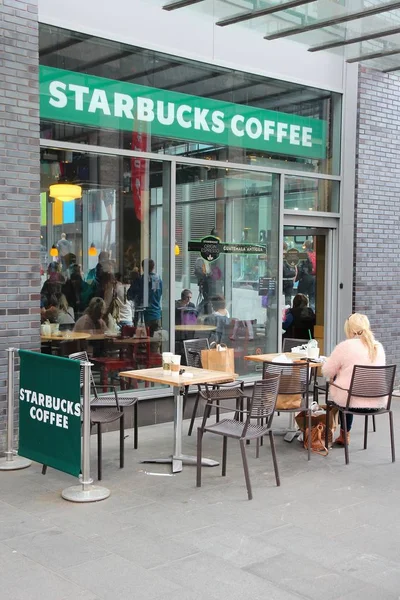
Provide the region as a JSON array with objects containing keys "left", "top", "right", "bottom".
[
  {"left": 276, "top": 370, "right": 302, "bottom": 410},
  {"left": 201, "top": 343, "right": 235, "bottom": 374}
]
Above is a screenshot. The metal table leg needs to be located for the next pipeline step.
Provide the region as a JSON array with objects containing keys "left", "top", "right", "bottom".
[{"left": 140, "top": 386, "right": 219, "bottom": 473}]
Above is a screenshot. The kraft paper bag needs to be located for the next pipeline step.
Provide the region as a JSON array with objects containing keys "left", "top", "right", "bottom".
[{"left": 201, "top": 348, "right": 235, "bottom": 374}]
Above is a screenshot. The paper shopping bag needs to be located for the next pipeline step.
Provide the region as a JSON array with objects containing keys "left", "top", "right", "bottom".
[{"left": 201, "top": 347, "right": 235, "bottom": 374}]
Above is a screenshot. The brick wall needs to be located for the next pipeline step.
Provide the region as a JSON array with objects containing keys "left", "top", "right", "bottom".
[
  {"left": 0, "top": 0, "right": 40, "bottom": 453},
  {"left": 355, "top": 66, "right": 400, "bottom": 367}
]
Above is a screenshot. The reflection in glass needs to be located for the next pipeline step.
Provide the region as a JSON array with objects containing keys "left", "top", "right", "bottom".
[
  {"left": 175, "top": 165, "right": 280, "bottom": 378},
  {"left": 40, "top": 150, "right": 170, "bottom": 390}
]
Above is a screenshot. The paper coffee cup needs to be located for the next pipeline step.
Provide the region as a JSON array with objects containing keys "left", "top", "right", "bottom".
[{"left": 307, "top": 347, "right": 320, "bottom": 359}]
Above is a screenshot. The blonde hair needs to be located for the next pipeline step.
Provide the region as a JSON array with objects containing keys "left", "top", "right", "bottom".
[{"left": 344, "top": 313, "right": 378, "bottom": 361}]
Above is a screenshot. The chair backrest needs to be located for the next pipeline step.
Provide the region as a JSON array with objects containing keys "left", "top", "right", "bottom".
[
  {"left": 282, "top": 338, "right": 307, "bottom": 352},
  {"left": 347, "top": 364, "right": 396, "bottom": 409},
  {"left": 246, "top": 375, "right": 281, "bottom": 428},
  {"left": 262, "top": 361, "right": 309, "bottom": 395},
  {"left": 69, "top": 350, "right": 99, "bottom": 398},
  {"left": 183, "top": 338, "right": 209, "bottom": 368}
]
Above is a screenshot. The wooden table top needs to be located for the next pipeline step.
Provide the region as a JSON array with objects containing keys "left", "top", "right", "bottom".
[
  {"left": 119, "top": 365, "right": 237, "bottom": 387},
  {"left": 245, "top": 352, "right": 320, "bottom": 367},
  {"left": 175, "top": 324, "right": 216, "bottom": 332},
  {"left": 40, "top": 332, "right": 90, "bottom": 341}
]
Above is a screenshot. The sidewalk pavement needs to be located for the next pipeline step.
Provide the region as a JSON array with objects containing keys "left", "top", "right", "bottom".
[{"left": 1, "top": 405, "right": 400, "bottom": 600}]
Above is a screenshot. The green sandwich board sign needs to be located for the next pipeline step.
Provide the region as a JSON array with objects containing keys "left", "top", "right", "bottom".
[
  {"left": 40, "top": 65, "right": 327, "bottom": 160},
  {"left": 18, "top": 351, "right": 81, "bottom": 477}
]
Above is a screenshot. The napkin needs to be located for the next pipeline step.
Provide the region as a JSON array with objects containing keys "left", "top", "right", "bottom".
[{"left": 272, "top": 354, "right": 293, "bottom": 363}]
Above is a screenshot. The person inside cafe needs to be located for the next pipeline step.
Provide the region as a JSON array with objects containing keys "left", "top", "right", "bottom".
[
  {"left": 282, "top": 293, "right": 315, "bottom": 341},
  {"left": 115, "top": 272, "right": 134, "bottom": 327},
  {"left": 210, "top": 294, "right": 230, "bottom": 343},
  {"left": 62, "top": 263, "right": 92, "bottom": 321},
  {"left": 322, "top": 313, "right": 386, "bottom": 446},
  {"left": 56, "top": 293, "right": 75, "bottom": 329},
  {"left": 282, "top": 243, "right": 297, "bottom": 306},
  {"left": 40, "top": 262, "right": 65, "bottom": 309},
  {"left": 74, "top": 297, "right": 107, "bottom": 334},
  {"left": 175, "top": 289, "right": 197, "bottom": 325}
]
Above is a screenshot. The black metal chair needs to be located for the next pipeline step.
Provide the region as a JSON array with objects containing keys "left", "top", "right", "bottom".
[
  {"left": 262, "top": 361, "right": 311, "bottom": 460},
  {"left": 183, "top": 338, "right": 245, "bottom": 436},
  {"left": 325, "top": 364, "right": 396, "bottom": 465},
  {"left": 282, "top": 338, "right": 307, "bottom": 352},
  {"left": 196, "top": 375, "right": 281, "bottom": 500},
  {"left": 69, "top": 351, "right": 138, "bottom": 480}
]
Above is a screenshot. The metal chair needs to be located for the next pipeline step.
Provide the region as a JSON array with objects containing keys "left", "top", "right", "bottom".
[
  {"left": 183, "top": 338, "right": 245, "bottom": 436},
  {"left": 196, "top": 375, "right": 281, "bottom": 500},
  {"left": 325, "top": 364, "right": 396, "bottom": 465},
  {"left": 69, "top": 351, "right": 138, "bottom": 480},
  {"left": 282, "top": 338, "right": 307, "bottom": 352},
  {"left": 262, "top": 361, "right": 312, "bottom": 460}
]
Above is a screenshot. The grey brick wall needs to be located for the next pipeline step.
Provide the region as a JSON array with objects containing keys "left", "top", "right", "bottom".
[
  {"left": 0, "top": 0, "right": 40, "bottom": 453},
  {"left": 355, "top": 66, "right": 400, "bottom": 367}
]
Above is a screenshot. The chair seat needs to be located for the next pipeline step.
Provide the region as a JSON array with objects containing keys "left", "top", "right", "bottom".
[
  {"left": 201, "top": 388, "right": 248, "bottom": 401},
  {"left": 204, "top": 418, "right": 267, "bottom": 440},
  {"left": 329, "top": 402, "right": 386, "bottom": 415},
  {"left": 91, "top": 395, "right": 138, "bottom": 408},
  {"left": 91, "top": 408, "right": 123, "bottom": 424}
]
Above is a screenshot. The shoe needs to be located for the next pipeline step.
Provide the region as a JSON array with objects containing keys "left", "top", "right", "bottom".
[{"left": 335, "top": 429, "right": 350, "bottom": 445}]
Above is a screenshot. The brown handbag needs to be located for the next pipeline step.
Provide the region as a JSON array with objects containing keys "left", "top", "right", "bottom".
[{"left": 304, "top": 422, "right": 329, "bottom": 456}]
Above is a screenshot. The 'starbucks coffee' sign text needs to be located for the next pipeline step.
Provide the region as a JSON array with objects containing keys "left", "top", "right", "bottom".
[
  {"left": 18, "top": 351, "right": 82, "bottom": 477},
  {"left": 40, "top": 66, "right": 327, "bottom": 159}
]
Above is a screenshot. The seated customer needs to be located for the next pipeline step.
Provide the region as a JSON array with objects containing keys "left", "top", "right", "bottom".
[
  {"left": 283, "top": 293, "right": 315, "bottom": 340},
  {"left": 175, "top": 289, "right": 197, "bottom": 325},
  {"left": 322, "top": 313, "right": 385, "bottom": 445},
  {"left": 74, "top": 297, "right": 107, "bottom": 333},
  {"left": 56, "top": 294, "right": 75, "bottom": 328},
  {"left": 210, "top": 294, "right": 230, "bottom": 343}
]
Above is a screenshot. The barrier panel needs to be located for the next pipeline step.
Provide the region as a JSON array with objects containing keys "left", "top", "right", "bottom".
[{"left": 1, "top": 348, "right": 110, "bottom": 503}]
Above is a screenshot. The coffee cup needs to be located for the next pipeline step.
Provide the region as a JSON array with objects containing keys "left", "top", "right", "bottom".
[
  {"left": 171, "top": 355, "right": 181, "bottom": 375},
  {"left": 307, "top": 346, "right": 320, "bottom": 359},
  {"left": 162, "top": 352, "right": 173, "bottom": 375}
]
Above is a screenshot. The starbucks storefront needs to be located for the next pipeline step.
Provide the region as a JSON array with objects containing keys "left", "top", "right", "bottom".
[{"left": 39, "top": 24, "right": 342, "bottom": 391}]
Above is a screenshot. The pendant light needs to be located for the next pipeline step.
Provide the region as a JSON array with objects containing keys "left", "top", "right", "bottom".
[
  {"left": 88, "top": 243, "right": 97, "bottom": 257},
  {"left": 49, "top": 181, "right": 82, "bottom": 202}
]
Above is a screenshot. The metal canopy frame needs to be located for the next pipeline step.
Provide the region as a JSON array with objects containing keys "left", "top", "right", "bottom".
[
  {"left": 347, "top": 47, "right": 400, "bottom": 64},
  {"left": 265, "top": 0, "right": 400, "bottom": 41},
  {"left": 216, "top": 0, "right": 314, "bottom": 27},
  {"left": 309, "top": 25, "right": 400, "bottom": 53},
  {"left": 383, "top": 64, "right": 400, "bottom": 72},
  {"left": 163, "top": 0, "right": 205, "bottom": 10}
]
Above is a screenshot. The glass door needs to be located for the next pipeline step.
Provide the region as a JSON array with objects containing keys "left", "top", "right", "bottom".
[
  {"left": 283, "top": 227, "right": 332, "bottom": 356},
  {"left": 175, "top": 164, "right": 280, "bottom": 378}
]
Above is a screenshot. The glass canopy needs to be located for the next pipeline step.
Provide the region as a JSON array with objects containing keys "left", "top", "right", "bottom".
[{"left": 160, "top": 0, "right": 400, "bottom": 72}]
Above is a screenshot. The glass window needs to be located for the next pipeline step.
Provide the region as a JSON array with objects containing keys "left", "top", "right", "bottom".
[
  {"left": 40, "top": 149, "right": 171, "bottom": 391},
  {"left": 39, "top": 24, "right": 341, "bottom": 175},
  {"left": 284, "top": 176, "right": 339, "bottom": 213},
  {"left": 174, "top": 165, "right": 280, "bottom": 379}
]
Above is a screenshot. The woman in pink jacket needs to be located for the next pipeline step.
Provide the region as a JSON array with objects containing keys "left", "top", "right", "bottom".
[{"left": 322, "top": 313, "right": 385, "bottom": 445}]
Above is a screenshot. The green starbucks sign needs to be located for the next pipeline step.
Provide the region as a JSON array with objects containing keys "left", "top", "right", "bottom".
[
  {"left": 40, "top": 65, "right": 327, "bottom": 159},
  {"left": 18, "top": 351, "right": 82, "bottom": 477}
]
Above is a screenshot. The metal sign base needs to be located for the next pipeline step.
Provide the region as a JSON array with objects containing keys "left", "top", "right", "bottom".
[
  {"left": 0, "top": 456, "right": 31, "bottom": 471},
  {"left": 62, "top": 484, "right": 110, "bottom": 503}
]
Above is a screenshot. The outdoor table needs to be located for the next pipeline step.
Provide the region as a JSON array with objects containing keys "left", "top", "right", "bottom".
[
  {"left": 245, "top": 352, "right": 321, "bottom": 442},
  {"left": 119, "top": 365, "right": 237, "bottom": 473}
]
